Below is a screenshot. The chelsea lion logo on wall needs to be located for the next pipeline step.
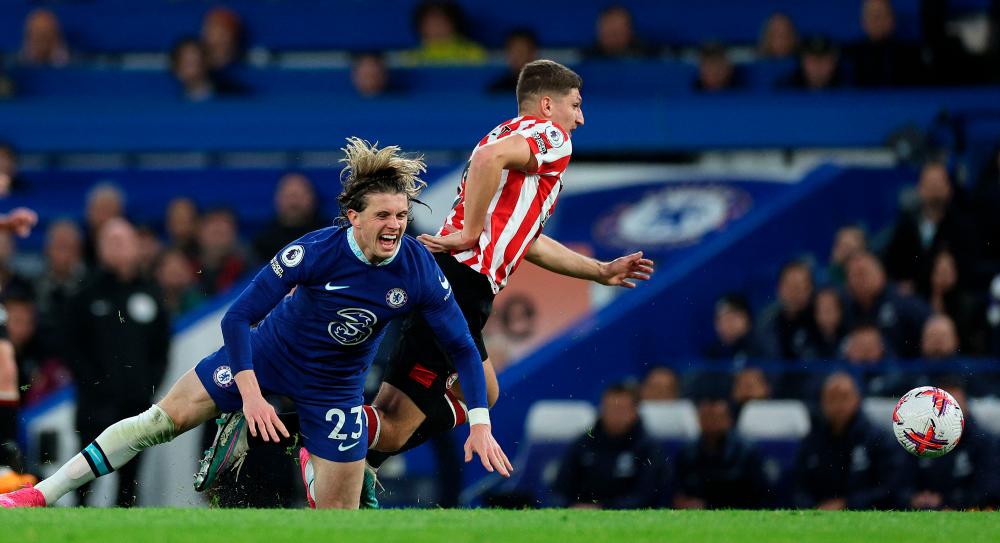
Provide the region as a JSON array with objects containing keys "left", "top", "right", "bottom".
[{"left": 596, "top": 185, "right": 751, "bottom": 250}]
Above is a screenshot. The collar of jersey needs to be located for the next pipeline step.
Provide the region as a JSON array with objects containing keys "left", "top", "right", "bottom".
[{"left": 346, "top": 226, "right": 399, "bottom": 267}]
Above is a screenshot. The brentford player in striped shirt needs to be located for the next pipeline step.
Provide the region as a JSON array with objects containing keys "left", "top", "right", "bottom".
[{"left": 351, "top": 59, "right": 654, "bottom": 506}]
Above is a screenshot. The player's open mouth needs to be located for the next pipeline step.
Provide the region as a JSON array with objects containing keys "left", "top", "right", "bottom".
[{"left": 378, "top": 233, "right": 398, "bottom": 251}]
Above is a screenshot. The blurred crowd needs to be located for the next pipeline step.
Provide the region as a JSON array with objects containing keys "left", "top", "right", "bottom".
[
  {"left": 701, "top": 155, "right": 1000, "bottom": 399},
  {"left": 540, "top": 372, "right": 998, "bottom": 510},
  {"left": 1, "top": 0, "right": 1000, "bottom": 101}
]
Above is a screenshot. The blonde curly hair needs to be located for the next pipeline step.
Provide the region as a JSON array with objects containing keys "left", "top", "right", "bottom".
[{"left": 337, "top": 137, "right": 427, "bottom": 222}]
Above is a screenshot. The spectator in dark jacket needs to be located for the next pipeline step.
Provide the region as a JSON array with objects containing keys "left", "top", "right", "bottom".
[
  {"left": 196, "top": 208, "right": 247, "bottom": 295},
  {"left": 783, "top": 35, "right": 845, "bottom": 90},
  {"left": 804, "top": 287, "right": 847, "bottom": 360},
  {"left": 848, "top": 0, "right": 924, "bottom": 87},
  {"left": 758, "top": 260, "right": 814, "bottom": 360},
  {"left": 487, "top": 30, "right": 538, "bottom": 94},
  {"left": 884, "top": 162, "right": 979, "bottom": 296},
  {"left": 67, "top": 218, "right": 171, "bottom": 507},
  {"left": 901, "top": 380, "right": 999, "bottom": 509},
  {"left": 673, "top": 396, "right": 767, "bottom": 509},
  {"left": 552, "top": 382, "right": 666, "bottom": 508},
  {"left": 844, "top": 251, "right": 931, "bottom": 358},
  {"left": 793, "top": 372, "right": 904, "bottom": 509},
  {"left": 704, "top": 294, "right": 764, "bottom": 364}
]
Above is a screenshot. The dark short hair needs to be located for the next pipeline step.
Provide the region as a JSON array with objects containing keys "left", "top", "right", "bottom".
[
  {"left": 603, "top": 381, "right": 640, "bottom": 406},
  {"left": 715, "top": 293, "right": 750, "bottom": 317},
  {"left": 412, "top": 1, "right": 467, "bottom": 37},
  {"left": 516, "top": 60, "right": 582, "bottom": 108}
]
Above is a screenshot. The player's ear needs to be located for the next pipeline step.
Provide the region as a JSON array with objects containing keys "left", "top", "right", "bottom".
[
  {"left": 346, "top": 209, "right": 361, "bottom": 228},
  {"left": 539, "top": 95, "right": 553, "bottom": 117}
]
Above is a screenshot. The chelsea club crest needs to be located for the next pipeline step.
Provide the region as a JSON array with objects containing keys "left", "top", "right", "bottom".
[{"left": 386, "top": 288, "right": 408, "bottom": 308}]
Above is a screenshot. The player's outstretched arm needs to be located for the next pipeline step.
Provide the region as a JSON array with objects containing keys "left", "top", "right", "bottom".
[
  {"left": 418, "top": 136, "right": 532, "bottom": 254},
  {"left": 0, "top": 207, "right": 38, "bottom": 238},
  {"left": 525, "top": 234, "right": 654, "bottom": 288}
]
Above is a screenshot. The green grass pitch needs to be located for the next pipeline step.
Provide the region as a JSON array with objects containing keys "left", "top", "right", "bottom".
[{"left": 1, "top": 509, "right": 998, "bottom": 543}]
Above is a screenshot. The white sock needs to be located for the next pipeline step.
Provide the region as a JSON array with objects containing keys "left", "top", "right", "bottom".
[{"left": 35, "top": 405, "right": 175, "bottom": 505}]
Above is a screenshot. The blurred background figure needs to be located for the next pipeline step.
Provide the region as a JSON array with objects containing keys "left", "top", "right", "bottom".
[
  {"left": 585, "top": 5, "right": 655, "bottom": 59},
  {"left": 758, "top": 12, "right": 799, "bottom": 59},
  {"left": 757, "top": 260, "right": 815, "bottom": 361},
  {"left": 405, "top": 0, "right": 486, "bottom": 65},
  {"left": 826, "top": 225, "right": 867, "bottom": 287},
  {"left": 639, "top": 366, "right": 680, "bottom": 402},
  {"left": 155, "top": 248, "right": 204, "bottom": 317},
  {"left": 67, "top": 218, "right": 170, "bottom": 507},
  {"left": 695, "top": 41, "right": 739, "bottom": 92},
  {"left": 488, "top": 29, "right": 538, "bottom": 93},
  {"left": 19, "top": 8, "right": 70, "bottom": 67},
  {"left": 901, "top": 379, "right": 999, "bottom": 510},
  {"left": 252, "top": 173, "right": 327, "bottom": 262},
  {"left": 83, "top": 183, "right": 125, "bottom": 265},
  {"left": 731, "top": 368, "right": 771, "bottom": 416},
  {"left": 170, "top": 37, "right": 246, "bottom": 102},
  {"left": 849, "top": 0, "right": 923, "bottom": 87},
  {"left": 0, "top": 143, "right": 26, "bottom": 197},
  {"left": 165, "top": 197, "right": 200, "bottom": 261},
  {"left": 34, "top": 220, "right": 86, "bottom": 359},
  {"left": 673, "top": 396, "right": 765, "bottom": 509},
  {"left": 784, "top": 36, "right": 843, "bottom": 90},
  {"left": 804, "top": 287, "right": 847, "bottom": 361},
  {"left": 552, "top": 382, "right": 666, "bottom": 508},
  {"left": 793, "top": 373, "right": 902, "bottom": 510},
  {"left": 201, "top": 7, "right": 244, "bottom": 74},
  {"left": 195, "top": 208, "right": 246, "bottom": 295},
  {"left": 351, "top": 52, "right": 391, "bottom": 98},
  {"left": 704, "top": 294, "right": 762, "bottom": 363}
]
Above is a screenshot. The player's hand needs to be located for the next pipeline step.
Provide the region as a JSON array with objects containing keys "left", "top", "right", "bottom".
[
  {"left": 598, "top": 251, "right": 654, "bottom": 288},
  {"left": 417, "top": 231, "right": 477, "bottom": 253},
  {"left": 0, "top": 207, "right": 38, "bottom": 238},
  {"left": 817, "top": 498, "right": 847, "bottom": 510},
  {"left": 241, "top": 393, "right": 290, "bottom": 442},
  {"left": 464, "top": 424, "right": 513, "bottom": 477}
]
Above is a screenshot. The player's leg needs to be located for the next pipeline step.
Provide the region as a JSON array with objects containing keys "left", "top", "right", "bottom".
[
  {"left": 0, "top": 340, "right": 35, "bottom": 493},
  {"left": 2, "top": 367, "right": 221, "bottom": 507},
  {"left": 310, "top": 457, "right": 365, "bottom": 509},
  {"left": 295, "top": 400, "right": 368, "bottom": 509}
]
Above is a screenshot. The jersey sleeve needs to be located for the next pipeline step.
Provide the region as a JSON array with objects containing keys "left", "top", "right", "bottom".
[
  {"left": 415, "top": 253, "right": 489, "bottom": 411},
  {"left": 516, "top": 121, "right": 573, "bottom": 174},
  {"left": 221, "top": 237, "right": 318, "bottom": 374}
]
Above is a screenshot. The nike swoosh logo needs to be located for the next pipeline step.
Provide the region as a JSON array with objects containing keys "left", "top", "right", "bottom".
[
  {"left": 338, "top": 441, "right": 360, "bottom": 452},
  {"left": 325, "top": 283, "right": 350, "bottom": 291},
  {"left": 439, "top": 276, "right": 450, "bottom": 290}
]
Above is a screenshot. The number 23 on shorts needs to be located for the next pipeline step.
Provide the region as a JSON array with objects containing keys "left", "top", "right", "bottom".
[{"left": 326, "top": 406, "right": 364, "bottom": 453}]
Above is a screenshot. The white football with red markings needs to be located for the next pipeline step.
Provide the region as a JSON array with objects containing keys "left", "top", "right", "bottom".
[{"left": 892, "top": 386, "right": 964, "bottom": 458}]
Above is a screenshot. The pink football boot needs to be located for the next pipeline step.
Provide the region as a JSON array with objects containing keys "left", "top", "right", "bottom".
[
  {"left": 0, "top": 484, "right": 46, "bottom": 508},
  {"left": 298, "top": 447, "right": 316, "bottom": 509}
]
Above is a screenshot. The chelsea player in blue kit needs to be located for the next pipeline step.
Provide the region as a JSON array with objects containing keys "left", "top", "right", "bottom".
[{"left": 0, "top": 139, "right": 510, "bottom": 509}]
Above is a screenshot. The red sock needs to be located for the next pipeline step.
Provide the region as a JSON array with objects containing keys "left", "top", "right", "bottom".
[
  {"left": 363, "top": 405, "right": 381, "bottom": 449},
  {"left": 444, "top": 390, "right": 467, "bottom": 427}
]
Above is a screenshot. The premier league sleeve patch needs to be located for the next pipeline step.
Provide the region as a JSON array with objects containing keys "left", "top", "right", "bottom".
[
  {"left": 544, "top": 125, "right": 565, "bottom": 148},
  {"left": 281, "top": 244, "right": 305, "bottom": 267}
]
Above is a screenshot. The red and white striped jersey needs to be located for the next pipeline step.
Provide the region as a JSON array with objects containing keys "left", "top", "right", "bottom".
[{"left": 439, "top": 115, "right": 573, "bottom": 293}]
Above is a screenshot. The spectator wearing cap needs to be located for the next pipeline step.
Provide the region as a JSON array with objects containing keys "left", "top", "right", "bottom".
[
  {"left": 703, "top": 294, "right": 764, "bottom": 364},
  {"left": 551, "top": 382, "right": 666, "bottom": 509},
  {"left": 673, "top": 395, "right": 766, "bottom": 509},
  {"left": 782, "top": 36, "right": 844, "bottom": 90}
]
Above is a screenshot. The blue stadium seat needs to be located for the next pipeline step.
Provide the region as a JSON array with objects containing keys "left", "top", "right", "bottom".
[
  {"left": 737, "top": 400, "right": 811, "bottom": 507},
  {"left": 493, "top": 400, "right": 596, "bottom": 504}
]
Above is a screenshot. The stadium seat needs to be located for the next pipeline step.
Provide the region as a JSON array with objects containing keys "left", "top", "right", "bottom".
[
  {"left": 480, "top": 400, "right": 596, "bottom": 506},
  {"left": 639, "top": 400, "right": 699, "bottom": 460},
  {"left": 736, "top": 400, "right": 811, "bottom": 506},
  {"left": 862, "top": 397, "right": 898, "bottom": 433},
  {"left": 969, "top": 398, "right": 1000, "bottom": 436}
]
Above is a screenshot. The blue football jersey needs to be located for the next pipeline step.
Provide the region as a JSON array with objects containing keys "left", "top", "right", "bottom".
[{"left": 219, "top": 226, "right": 486, "bottom": 408}]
